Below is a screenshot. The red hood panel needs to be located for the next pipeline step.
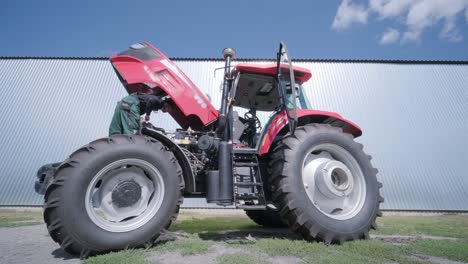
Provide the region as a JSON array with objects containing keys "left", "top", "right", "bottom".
[{"left": 110, "top": 42, "right": 218, "bottom": 130}]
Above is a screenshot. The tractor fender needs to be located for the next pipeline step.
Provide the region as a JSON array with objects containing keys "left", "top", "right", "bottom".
[
  {"left": 259, "top": 109, "right": 362, "bottom": 155},
  {"left": 141, "top": 126, "right": 196, "bottom": 193}
]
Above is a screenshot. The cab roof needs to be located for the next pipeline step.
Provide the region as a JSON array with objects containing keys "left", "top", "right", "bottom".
[{"left": 234, "top": 63, "right": 312, "bottom": 84}]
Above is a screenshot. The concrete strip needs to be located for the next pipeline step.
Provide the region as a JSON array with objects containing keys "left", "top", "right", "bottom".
[{"left": 0, "top": 224, "right": 79, "bottom": 264}]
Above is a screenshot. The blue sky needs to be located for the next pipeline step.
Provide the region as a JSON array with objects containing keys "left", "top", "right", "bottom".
[{"left": 1, "top": 0, "right": 467, "bottom": 60}]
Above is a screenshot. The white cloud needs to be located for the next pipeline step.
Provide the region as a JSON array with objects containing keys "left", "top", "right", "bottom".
[
  {"left": 401, "top": 30, "right": 422, "bottom": 43},
  {"left": 404, "top": 0, "right": 467, "bottom": 42},
  {"left": 465, "top": 5, "right": 468, "bottom": 21},
  {"left": 369, "top": 0, "right": 413, "bottom": 18},
  {"left": 332, "top": 0, "right": 369, "bottom": 30},
  {"left": 439, "top": 17, "right": 463, "bottom": 42},
  {"left": 380, "top": 28, "right": 401, "bottom": 44},
  {"left": 332, "top": 0, "right": 468, "bottom": 43}
]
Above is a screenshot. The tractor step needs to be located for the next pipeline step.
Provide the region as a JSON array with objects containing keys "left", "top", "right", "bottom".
[
  {"left": 232, "top": 151, "right": 266, "bottom": 208},
  {"left": 232, "top": 148, "right": 257, "bottom": 154},
  {"left": 236, "top": 205, "right": 267, "bottom": 210},
  {"left": 234, "top": 182, "right": 263, "bottom": 186},
  {"left": 233, "top": 162, "right": 257, "bottom": 167}
]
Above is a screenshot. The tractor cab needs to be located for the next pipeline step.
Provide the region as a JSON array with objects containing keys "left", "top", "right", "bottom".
[
  {"left": 230, "top": 67, "right": 277, "bottom": 111},
  {"left": 231, "top": 65, "right": 312, "bottom": 111},
  {"left": 229, "top": 43, "right": 313, "bottom": 147}
]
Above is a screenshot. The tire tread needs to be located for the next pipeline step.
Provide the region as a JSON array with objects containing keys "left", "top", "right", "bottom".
[
  {"left": 43, "top": 134, "right": 184, "bottom": 256},
  {"left": 269, "top": 123, "right": 383, "bottom": 244}
]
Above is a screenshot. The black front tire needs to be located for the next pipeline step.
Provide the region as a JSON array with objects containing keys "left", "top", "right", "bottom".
[{"left": 43, "top": 135, "right": 184, "bottom": 258}]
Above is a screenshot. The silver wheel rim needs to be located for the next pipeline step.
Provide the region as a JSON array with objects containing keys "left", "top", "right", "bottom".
[
  {"left": 302, "top": 143, "right": 366, "bottom": 220},
  {"left": 85, "top": 158, "right": 165, "bottom": 232}
]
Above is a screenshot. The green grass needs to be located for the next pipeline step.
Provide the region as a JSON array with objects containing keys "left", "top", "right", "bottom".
[
  {"left": 83, "top": 249, "right": 149, "bottom": 264},
  {"left": 169, "top": 216, "right": 256, "bottom": 234},
  {"left": 405, "top": 239, "right": 468, "bottom": 262},
  {"left": 155, "top": 235, "right": 210, "bottom": 256},
  {"left": 0, "top": 209, "right": 42, "bottom": 227},
  {"left": 336, "top": 240, "right": 422, "bottom": 264},
  {"left": 372, "top": 215, "right": 468, "bottom": 239},
  {"left": 217, "top": 253, "right": 269, "bottom": 264},
  {"left": 3, "top": 210, "right": 466, "bottom": 263},
  {"left": 83, "top": 236, "right": 210, "bottom": 264},
  {"left": 205, "top": 214, "right": 468, "bottom": 264},
  {"left": 81, "top": 213, "right": 468, "bottom": 264},
  {"left": 75, "top": 238, "right": 468, "bottom": 264},
  {"left": 234, "top": 238, "right": 423, "bottom": 264},
  {"left": 171, "top": 214, "right": 468, "bottom": 244}
]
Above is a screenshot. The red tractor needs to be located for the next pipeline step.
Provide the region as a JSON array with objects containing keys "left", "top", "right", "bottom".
[{"left": 35, "top": 42, "right": 383, "bottom": 258}]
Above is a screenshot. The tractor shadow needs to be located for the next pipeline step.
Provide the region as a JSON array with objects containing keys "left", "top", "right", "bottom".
[
  {"left": 51, "top": 247, "right": 79, "bottom": 261},
  {"left": 197, "top": 227, "right": 303, "bottom": 243}
]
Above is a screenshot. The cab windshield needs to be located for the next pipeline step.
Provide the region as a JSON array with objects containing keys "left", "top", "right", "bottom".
[{"left": 297, "top": 85, "right": 312, "bottom": 109}]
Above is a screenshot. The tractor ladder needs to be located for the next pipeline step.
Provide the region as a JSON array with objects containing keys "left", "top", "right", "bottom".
[{"left": 232, "top": 148, "right": 266, "bottom": 209}]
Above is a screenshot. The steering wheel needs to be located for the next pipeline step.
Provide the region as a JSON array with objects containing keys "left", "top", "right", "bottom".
[{"left": 244, "top": 111, "right": 261, "bottom": 130}]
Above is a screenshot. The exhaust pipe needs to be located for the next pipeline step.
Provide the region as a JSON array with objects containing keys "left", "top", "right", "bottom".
[
  {"left": 217, "top": 48, "right": 235, "bottom": 139},
  {"left": 213, "top": 48, "right": 236, "bottom": 206}
]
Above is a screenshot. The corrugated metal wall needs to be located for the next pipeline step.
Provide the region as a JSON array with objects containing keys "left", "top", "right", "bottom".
[
  {"left": 0, "top": 58, "right": 467, "bottom": 210},
  {"left": 0, "top": 59, "right": 127, "bottom": 206}
]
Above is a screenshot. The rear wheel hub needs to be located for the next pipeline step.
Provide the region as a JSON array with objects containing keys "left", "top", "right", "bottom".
[
  {"left": 85, "top": 159, "right": 164, "bottom": 232},
  {"left": 111, "top": 180, "right": 142, "bottom": 208}
]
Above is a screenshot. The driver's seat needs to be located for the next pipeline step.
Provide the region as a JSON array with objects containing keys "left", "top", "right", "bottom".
[{"left": 232, "top": 111, "right": 248, "bottom": 144}]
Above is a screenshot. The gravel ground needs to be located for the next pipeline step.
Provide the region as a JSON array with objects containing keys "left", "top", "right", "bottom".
[
  {"left": 1, "top": 209, "right": 466, "bottom": 264},
  {"left": 0, "top": 209, "right": 248, "bottom": 264},
  {"left": 148, "top": 244, "right": 302, "bottom": 264},
  {"left": 0, "top": 224, "right": 79, "bottom": 264}
]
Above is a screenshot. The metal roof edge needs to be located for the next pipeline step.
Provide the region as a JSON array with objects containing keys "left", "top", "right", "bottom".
[
  {"left": 1, "top": 56, "right": 467, "bottom": 65},
  {"left": 172, "top": 57, "right": 468, "bottom": 65},
  {"left": 0, "top": 56, "right": 109, "bottom": 60}
]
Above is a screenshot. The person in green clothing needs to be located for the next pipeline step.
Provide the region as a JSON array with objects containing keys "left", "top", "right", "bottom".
[{"left": 109, "top": 92, "right": 172, "bottom": 136}]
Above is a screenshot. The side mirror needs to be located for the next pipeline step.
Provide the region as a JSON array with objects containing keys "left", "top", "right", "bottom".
[
  {"left": 286, "top": 83, "right": 292, "bottom": 94},
  {"left": 295, "top": 84, "right": 301, "bottom": 97}
]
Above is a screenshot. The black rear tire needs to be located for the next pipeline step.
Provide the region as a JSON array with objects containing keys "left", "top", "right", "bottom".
[
  {"left": 270, "top": 124, "right": 383, "bottom": 244},
  {"left": 245, "top": 209, "right": 287, "bottom": 228},
  {"left": 43, "top": 135, "right": 184, "bottom": 258}
]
